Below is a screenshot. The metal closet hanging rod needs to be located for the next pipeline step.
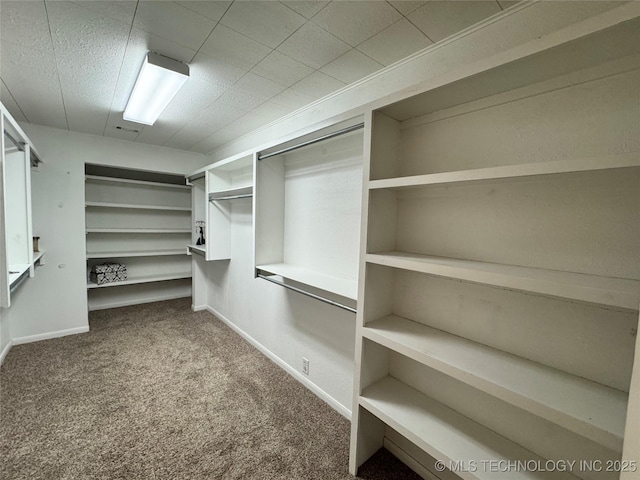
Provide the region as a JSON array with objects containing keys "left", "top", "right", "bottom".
[
  {"left": 257, "top": 271, "right": 357, "bottom": 313},
  {"left": 208, "top": 193, "right": 253, "bottom": 202},
  {"left": 258, "top": 122, "right": 364, "bottom": 161},
  {"left": 3, "top": 130, "right": 25, "bottom": 152}
]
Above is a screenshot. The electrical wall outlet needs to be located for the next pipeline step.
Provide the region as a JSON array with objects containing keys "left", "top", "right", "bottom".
[{"left": 302, "top": 357, "right": 309, "bottom": 375}]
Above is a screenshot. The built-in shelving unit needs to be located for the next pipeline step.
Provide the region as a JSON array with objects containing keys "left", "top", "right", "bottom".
[
  {"left": 1, "top": 102, "right": 43, "bottom": 308},
  {"left": 85, "top": 167, "right": 192, "bottom": 311},
  {"left": 254, "top": 121, "right": 364, "bottom": 309},
  {"left": 351, "top": 9, "right": 640, "bottom": 480},
  {"left": 186, "top": 153, "right": 254, "bottom": 262}
]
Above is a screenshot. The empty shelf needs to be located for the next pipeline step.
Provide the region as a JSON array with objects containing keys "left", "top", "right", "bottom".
[
  {"left": 86, "top": 250, "right": 187, "bottom": 259},
  {"left": 360, "top": 377, "right": 576, "bottom": 480},
  {"left": 257, "top": 263, "right": 357, "bottom": 300},
  {"left": 85, "top": 201, "right": 191, "bottom": 211},
  {"left": 85, "top": 175, "right": 189, "bottom": 189},
  {"left": 32, "top": 251, "right": 45, "bottom": 266},
  {"left": 369, "top": 153, "right": 640, "bottom": 190},
  {"left": 364, "top": 315, "right": 626, "bottom": 451},
  {"left": 208, "top": 184, "right": 253, "bottom": 201},
  {"left": 8, "top": 264, "right": 30, "bottom": 287},
  {"left": 87, "top": 272, "right": 191, "bottom": 289},
  {"left": 366, "top": 252, "right": 640, "bottom": 311}
]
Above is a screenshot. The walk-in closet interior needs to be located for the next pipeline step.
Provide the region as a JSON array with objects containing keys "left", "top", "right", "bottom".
[{"left": 1, "top": 2, "right": 638, "bottom": 479}]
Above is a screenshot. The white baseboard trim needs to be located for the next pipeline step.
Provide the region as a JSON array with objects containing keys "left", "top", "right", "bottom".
[
  {"left": 12, "top": 326, "right": 90, "bottom": 346},
  {"left": 191, "top": 304, "right": 207, "bottom": 312},
  {"left": 0, "top": 339, "right": 13, "bottom": 366},
  {"left": 384, "top": 438, "right": 440, "bottom": 480},
  {"left": 205, "top": 305, "right": 351, "bottom": 420}
]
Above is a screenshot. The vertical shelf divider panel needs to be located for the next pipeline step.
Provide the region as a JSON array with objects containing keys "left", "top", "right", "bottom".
[
  {"left": 85, "top": 168, "right": 192, "bottom": 311},
  {"left": 254, "top": 120, "right": 365, "bottom": 309},
  {"left": 1, "top": 103, "right": 41, "bottom": 308},
  {"left": 350, "top": 10, "right": 640, "bottom": 480}
]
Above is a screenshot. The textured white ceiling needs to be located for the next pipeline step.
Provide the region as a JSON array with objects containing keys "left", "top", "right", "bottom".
[{"left": 0, "top": 0, "right": 510, "bottom": 154}]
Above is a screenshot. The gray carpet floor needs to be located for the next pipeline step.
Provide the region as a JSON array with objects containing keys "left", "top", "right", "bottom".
[{"left": 0, "top": 298, "right": 420, "bottom": 479}]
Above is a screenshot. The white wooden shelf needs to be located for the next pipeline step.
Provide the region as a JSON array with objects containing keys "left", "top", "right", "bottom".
[
  {"left": 187, "top": 245, "right": 206, "bottom": 256},
  {"left": 8, "top": 263, "right": 30, "bottom": 287},
  {"left": 208, "top": 184, "right": 253, "bottom": 201},
  {"left": 32, "top": 251, "right": 45, "bottom": 266},
  {"left": 369, "top": 153, "right": 640, "bottom": 190},
  {"left": 257, "top": 263, "right": 357, "bottom": 300},
  {"left": 86, "top": 250, "right": 187, "bottom": 259},
  {"left": 86, "top": 228, "right": 191, "bottom": 234},
  {"left": 366, "top": 252, "right": 640, "bottom": 311},
  {"left": 360, "top": 377, "right": 576, "bottom": 480},
  {"left": 85, "top": 201, "right": 191, "bottom": 211},
  {"left": 87, "top": 272, "right": 191, "bottom": 289},
  {"left": 85, "top": 175, "right": 189, "bottom": 190},
  {"left": 364, "top": 315, "right": 627, "bottom": 451}
]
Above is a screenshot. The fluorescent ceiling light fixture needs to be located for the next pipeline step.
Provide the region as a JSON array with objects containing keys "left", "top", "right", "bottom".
[{"left": 123, "top": 52, "right": 189, "bottom": 125}]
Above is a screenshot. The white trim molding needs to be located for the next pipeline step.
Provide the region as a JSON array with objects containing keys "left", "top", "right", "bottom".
[
  {"left": 0, "top": 339, "right": 13, "bottom": 366},
  {"left": 12, "top": 326, "right": 90, "bottom": 345}
]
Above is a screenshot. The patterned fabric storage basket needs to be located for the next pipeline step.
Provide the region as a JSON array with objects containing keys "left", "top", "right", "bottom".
[{"left": 90, "top": 263, "right": 127, "bottom": 285}]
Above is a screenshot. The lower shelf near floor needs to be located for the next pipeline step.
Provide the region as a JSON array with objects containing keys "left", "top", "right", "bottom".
[
  {"left": 87, "top": 272, "right": 191, "bottom": 289},
  {"left": 87, "top": 278, "right": 191, "bottom": 311},
  {"left": 363, "top": 315, "right": 626, "bottom": 451},
  {"left": 360, "top": 377, "right": 579, "bottom": 480}
]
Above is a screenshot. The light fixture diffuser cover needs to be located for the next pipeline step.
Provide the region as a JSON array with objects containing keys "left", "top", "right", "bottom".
[{"left": 123, "top": 52, "right": 189, "bottom": 125}]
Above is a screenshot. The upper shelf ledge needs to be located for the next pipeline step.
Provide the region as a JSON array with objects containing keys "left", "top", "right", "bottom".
[
  {"left": 369, "top": 152, "right": 640, "bottom": 190},
  {"left": 367, "top": 252, "right": 640, "bottom": 311}
]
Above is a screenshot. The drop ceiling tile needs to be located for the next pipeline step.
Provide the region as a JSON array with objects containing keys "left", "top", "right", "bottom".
[
  {"left": 165, "top": 101, "right": 251, "bottom": 149},
  {"left": 0, "top": 1, "right": 51, "bottom": 53},
  {"left": 311, "top": 1, "right": 401, "bottom": 46},
  {"left": 0, "top": 40, "right": 67, "bottom": 129},
  {"left": 134, "top": 1, "right": 217, "bottom": 51},
  {"left": 103, "top": 122, "right": 144, "bottom": 142},
  {"left": 69, "top": 1, "right": 137, "bottom": 26},
  {"left": 312, "top": 1, "right": 402, "bottom": 47},
  {"left": 270, "top": 88, "right": 316, "bottom": 110},
  {"left": 176, "top": 1, "right": 231, "bottom": 21},
  {"left": 280, "top": 1, "right": 329, "bottom": 20},
  {"left": 357, "top": 18, "right": 432, "bottom": 66},
  {"left": 215, "top": 72, "right": 287, "bottom": 112},
  {"left": 291, "top": 71, "right": 346, "bottom": 99},
  {"left": 388, "top": 1, "right": 426, "bottom": 16},
  {"left": 236, "top": 101, "right": 293, "bottom": 132},
  {"left": 192, "top": 123, "right": 248, "bottom": 153},
  {"left": 200, "top": 24, "right": 271, "bottom": 71},
  {"left": 321, "top": 49, "right": 383, "bottom": 84},
  {"left": 277, "top": 23, "right": 350, "bottom": 69},
  {"left": 47, "top": 1, "right": 130, "bottom": 135},
  {"left": 408, "top": 1, "right": 502, "bottom": 43},
  {"left": 219, "top": 1, "right": 306, "bottom": 49},
  {"left": 1, "top": 80, "right": 28, "bottom": 123},
  {"left": 252, "top": 51, "right": 313, "bottom": 88},
  {"left": 134, "top": 121, "right": 184, "bottom": 146}
]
